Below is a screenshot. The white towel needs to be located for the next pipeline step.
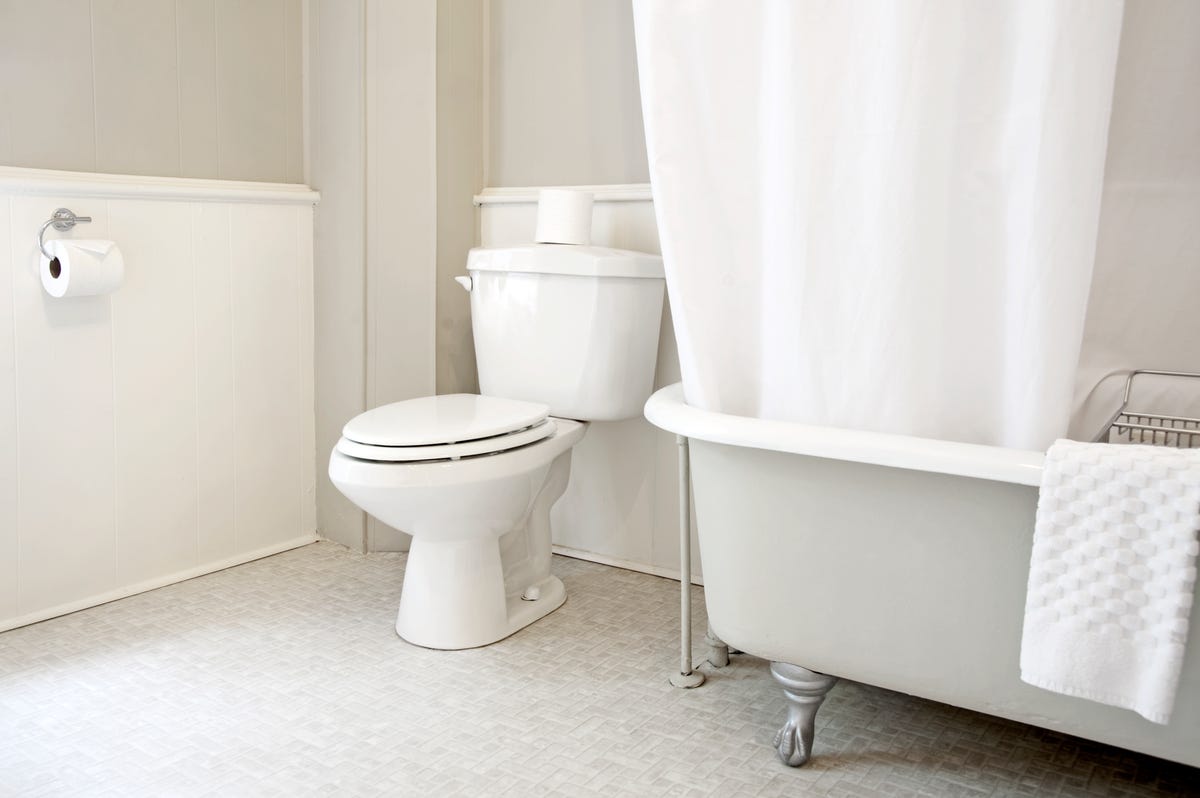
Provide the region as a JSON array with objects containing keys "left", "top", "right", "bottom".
[{"left": 1020, "top": 439, "right": 1200, "bottom": 724}]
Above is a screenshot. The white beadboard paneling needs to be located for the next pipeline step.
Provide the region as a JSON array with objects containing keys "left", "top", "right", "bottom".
[
  {"left": 0, "top": 198, "right": 16, "bottom": 619},
  {"left": 193, "top": 203, "right": 237, "bottom": 564},
  {"left": 0, "top": 168, "right": 316, "bottom": 631},
  {"left": 11, "top": 197, "right": 117, "bottom": 612},
  {"left": 551, "top": 418, "right": 656, "bottom": 567},
  {"left": 109, "top": 200, "right": 199, "bottom": 584},
  {"left": 0, "top": 534, "right": 314, "bottom": 633},
  {"left": 91, "top": 0, "right": 181, "bottom": 177},
  {"left": 477, "top": 203, "right": 531, "bottom": 249},
  {"left": 231, "top": 204, "right": 302, "bottom": 552},
  {"left": 477, "top": 189, "right": 660, "bottom": 253}
]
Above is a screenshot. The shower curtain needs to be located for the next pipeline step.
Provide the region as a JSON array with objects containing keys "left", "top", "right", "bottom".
[{"left": 633, "top": 1, "right": 1125, "bottom": 450}]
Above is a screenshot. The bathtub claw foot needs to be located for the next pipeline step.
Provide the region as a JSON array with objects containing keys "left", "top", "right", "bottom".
[
  {"left": 705, "top": 623, "right": 730, "bottom": 668},
  {"left": 769, "top": 662, "right": 838, "bottom": 767}
]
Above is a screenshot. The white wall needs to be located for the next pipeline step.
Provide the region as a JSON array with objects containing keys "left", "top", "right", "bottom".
[
  {"left": 0, "top": 0, "right": 304, "bottom": 183},
  {"left": 0, "top": 166, "right": 317, "bottom": 632}
]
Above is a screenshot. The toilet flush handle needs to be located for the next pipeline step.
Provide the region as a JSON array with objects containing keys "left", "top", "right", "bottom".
[{"left": 454, "top": 275, "right": 472, "bottom": 292}]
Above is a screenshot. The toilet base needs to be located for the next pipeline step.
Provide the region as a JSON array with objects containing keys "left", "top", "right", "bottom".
[
  {"left": 504, "top": 575, "right": 567, "bottom": 640},
  {"left": 396, "top": 576, "right": 565, "bottom": 650},
  {"left": 395, "top": 535, "right": 567, "bottom": 650}
]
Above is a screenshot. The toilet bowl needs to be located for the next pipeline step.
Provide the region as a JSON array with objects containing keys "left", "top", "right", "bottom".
[
  {"left": 329, "top": 394, "right": 586, "bottom": 649},
  {"left": 329, "top": 239, "right": 666, "bottom": 649}
]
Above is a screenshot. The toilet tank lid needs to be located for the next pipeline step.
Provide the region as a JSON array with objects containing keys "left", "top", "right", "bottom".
[
  {"left": 342, "top": 394, "right": 550, "bottom": 447},
  {"left": 467, "top": 245, "right": 664, "bottom": 279}
]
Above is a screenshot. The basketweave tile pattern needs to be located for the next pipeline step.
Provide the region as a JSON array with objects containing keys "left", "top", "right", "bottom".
[{"left": 0, "top": 543, "right": 1196, "bottom": 797}]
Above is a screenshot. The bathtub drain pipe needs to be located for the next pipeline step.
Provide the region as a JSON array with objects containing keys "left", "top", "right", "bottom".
[{"left": 670, "top": 435, "right": 705, "bottom": 689}]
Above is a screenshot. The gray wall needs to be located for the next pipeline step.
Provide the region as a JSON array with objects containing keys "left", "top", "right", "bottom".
[
  {"left": 437, "top": 0, "right": 485, "bottom": 395},
  {"left": 1070, "top": 0, "right": 1200, "bottom": 437},
  {"left": 486, "top": 0, "right": 647, "bottom": 187},
  {"left": 309, "top": 0, "right": 444, "bottom": 552},
  {"left": 0, "top": 0, "right": 304, "bottom": 183},
  {"left": 310, "top": 0, "right": 368, "bottom": 551}
]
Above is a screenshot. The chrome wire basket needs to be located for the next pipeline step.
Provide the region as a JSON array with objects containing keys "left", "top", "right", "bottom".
[{"left": 1095, "top": 370, "right": 1200, "bottom": 448}]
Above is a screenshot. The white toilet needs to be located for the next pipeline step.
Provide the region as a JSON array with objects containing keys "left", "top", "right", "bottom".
[{"left": 329, "top": 243, "right": 665, "bottom": 649}]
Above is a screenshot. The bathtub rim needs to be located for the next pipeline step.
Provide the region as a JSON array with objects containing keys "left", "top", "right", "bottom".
[{"left": 644, "top": 383, "right": 1044, "bottom": 487}]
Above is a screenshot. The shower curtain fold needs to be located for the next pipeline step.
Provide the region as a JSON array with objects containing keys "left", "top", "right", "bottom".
[{"left": 633, "top": 0, "right": 1125, "bottom": 450}]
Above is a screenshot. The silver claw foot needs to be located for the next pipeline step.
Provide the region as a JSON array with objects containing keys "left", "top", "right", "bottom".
[
  {"left": 705, "top": 623, "right": 730, "bottom": 668},
  {"left": 769, "top": 662, "right": 838, "bottom": 767}
]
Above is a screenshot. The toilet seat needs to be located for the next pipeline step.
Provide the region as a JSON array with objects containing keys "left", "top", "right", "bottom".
[
  {"left": 336, "top": 393, "right": 557, "bottom": 463},
  {"left": 336, "top": 419, "right": 555, "bottom": 462}
]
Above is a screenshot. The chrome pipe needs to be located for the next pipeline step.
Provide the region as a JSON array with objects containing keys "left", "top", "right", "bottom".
[{"left": 669, "top": 434, "right": 704, "bottom": 688}]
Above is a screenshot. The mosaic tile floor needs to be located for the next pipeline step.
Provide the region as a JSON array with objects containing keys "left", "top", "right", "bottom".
[{"left": 1, "top": 543, "right": 1196, "bottom": 797}]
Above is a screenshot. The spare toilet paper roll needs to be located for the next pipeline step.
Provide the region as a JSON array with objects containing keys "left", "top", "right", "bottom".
[
  {"left": 40, "top": 239, "right": 125, "bottom": 298},
  {"left": 534, "top": 189, "right": 594, "bottom": 245}
]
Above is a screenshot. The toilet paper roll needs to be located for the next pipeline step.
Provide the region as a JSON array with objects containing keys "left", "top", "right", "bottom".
[
  {"left": 40, "top": 239, "right": 125, "bottom": 298},
  {"left": 534, "top": 189, "right": 594, "bottom": 245}
]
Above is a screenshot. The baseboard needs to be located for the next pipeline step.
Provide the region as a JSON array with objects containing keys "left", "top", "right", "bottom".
[
  {"left": 551, "top": 544, "right": 703, "bottom": 587},
  {"left": 0, "top": 534, "right": 319, "bottom": 633}
]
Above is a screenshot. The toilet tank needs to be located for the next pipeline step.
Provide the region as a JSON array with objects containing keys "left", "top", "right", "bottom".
[{"left": 463, "top": 245, "right": 666, "bottom": 421}]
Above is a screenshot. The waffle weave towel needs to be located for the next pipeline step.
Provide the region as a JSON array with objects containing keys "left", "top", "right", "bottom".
[{"left": 1020, "top": 439, "right": 1200, "bottom": 724}]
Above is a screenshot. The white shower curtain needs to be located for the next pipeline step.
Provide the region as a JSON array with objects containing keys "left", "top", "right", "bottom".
[{"left": 633, "top": 1, "right": 1125, "bottom": 450}]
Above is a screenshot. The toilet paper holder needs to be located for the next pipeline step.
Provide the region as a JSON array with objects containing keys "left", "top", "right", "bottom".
[{"left": 38, "top": 208, "right": 92, "bottom": 260}]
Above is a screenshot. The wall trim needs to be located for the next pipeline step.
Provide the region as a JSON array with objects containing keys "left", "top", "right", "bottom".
[
  {"left": 552, "top": 544, "right": 703, "bottom": 587},
  {"left": 474, "top": 183, "right": 652, "bottom": 206},
  {"left": 0, "top": 165, "right": 321, "bottom": 205},
  {"left": 0, "top": 535, "right": 319, "bottom": 633}
]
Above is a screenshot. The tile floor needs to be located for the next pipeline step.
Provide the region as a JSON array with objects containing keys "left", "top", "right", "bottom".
[{"left": 1, "top": 543, "right": 1196, "bottom": 797}]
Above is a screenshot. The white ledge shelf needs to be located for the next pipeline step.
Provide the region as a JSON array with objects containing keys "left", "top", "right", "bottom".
[
  {"left": 0, "top": 165, "right": 320, "bottom": 205},
  {"left": 474, "top": 183, "right": 652, "bottom": 206}
]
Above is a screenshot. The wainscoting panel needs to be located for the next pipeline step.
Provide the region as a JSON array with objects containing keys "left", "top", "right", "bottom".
[{"left": 0, "top": 166, "right": 318, "bottom": 631}]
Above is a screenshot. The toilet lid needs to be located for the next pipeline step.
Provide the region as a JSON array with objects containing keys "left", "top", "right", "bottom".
[
  {"left": 335, "top": 418, "right": 556, "bottom": 462},
  {"left": 342, "top": 394, "right": 550, "bottom": 447}
]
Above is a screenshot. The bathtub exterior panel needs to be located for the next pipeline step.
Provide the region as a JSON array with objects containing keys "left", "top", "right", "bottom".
[{"left": 688, "top": 438, "right": 1200, "bottom": 769}]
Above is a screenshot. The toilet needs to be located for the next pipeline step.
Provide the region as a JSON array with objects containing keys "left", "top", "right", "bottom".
[{"left": 329, "top": 243, "right": 665, "bottom": 649}]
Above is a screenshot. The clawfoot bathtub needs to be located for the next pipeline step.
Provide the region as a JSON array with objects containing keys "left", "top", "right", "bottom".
[{"left": 645, "top": 384, "right": 1200, "bottom": 768}]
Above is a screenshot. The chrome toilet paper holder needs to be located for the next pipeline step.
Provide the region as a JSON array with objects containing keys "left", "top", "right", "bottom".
[{"left": 38, "top": 208, "right": 92, "bottom": 260}]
